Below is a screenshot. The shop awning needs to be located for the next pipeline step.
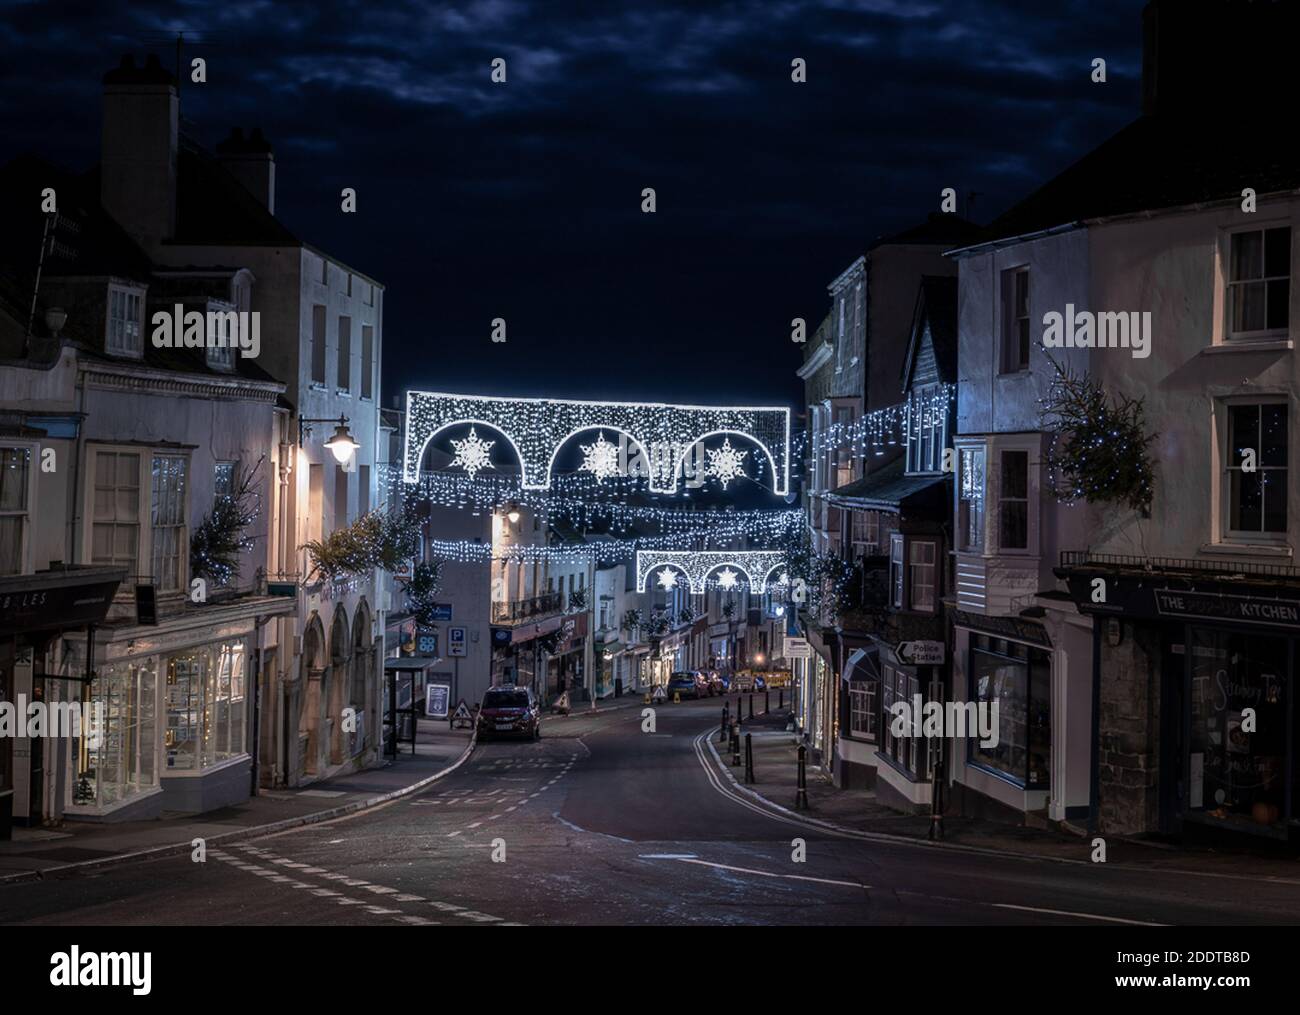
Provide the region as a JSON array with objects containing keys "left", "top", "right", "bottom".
[{"left": 824, "top": 457, "right": 948, "bottom": 513}]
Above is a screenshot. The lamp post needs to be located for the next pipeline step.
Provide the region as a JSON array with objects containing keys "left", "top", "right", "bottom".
[{"left": 299, "top": 415, "right": 361, "bottom": 465}]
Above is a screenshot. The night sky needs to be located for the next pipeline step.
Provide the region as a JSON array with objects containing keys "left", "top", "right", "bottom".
[{"left": 1, "top": 0, "right": 1142, "bottom": 407}]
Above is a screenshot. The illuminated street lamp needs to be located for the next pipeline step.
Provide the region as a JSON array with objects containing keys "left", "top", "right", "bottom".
[{"left": 300, "top": 415, "right": 361, "bottom": 465}]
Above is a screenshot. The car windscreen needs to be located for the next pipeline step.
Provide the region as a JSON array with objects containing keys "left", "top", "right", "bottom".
[{"left": 483, "top": 690, "right": 530, "bottom": 708}]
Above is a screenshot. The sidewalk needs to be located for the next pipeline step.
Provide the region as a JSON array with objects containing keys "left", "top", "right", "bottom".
[
  {"left": 720, "top": 704, "right": 1300, "bottom": 882},
  {"left": 0, "top": 719, "right": 474, "bottom": 884}
]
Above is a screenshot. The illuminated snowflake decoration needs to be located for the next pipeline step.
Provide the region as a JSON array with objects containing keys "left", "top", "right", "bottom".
[
  {"left": 579, "top": 431, "right": 621, "bottom": 484},
  {"left": 716, "top": 567, "right": 739, "bottom": 590},
  {"left": 704, "top": 438, "right": 748, "bottom": 489},
  {"left": 656, "top": 567, "right": 679, "bottom": 591},
  {"left": 450, "top": 426, "right": 495, "bottom": 479}
]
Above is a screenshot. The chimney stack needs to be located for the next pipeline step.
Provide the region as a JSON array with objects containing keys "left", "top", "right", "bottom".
[
  {"left": 100, "top": 54, "right": 178, "bottom": 249},
  {"left": 1142, "top": 0, "right": 1298, "bottom": 117},
  {"left": 216, "top": 126, "right": 276, "bottom": 214}
]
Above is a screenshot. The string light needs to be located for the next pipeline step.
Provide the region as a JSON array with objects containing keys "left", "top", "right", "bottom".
[{"left": 634, "top": 550, "right": 787, "bottom": 594}]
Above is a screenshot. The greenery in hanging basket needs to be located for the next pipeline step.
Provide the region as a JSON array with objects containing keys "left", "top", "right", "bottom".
[
  {"left": 1039, "top": 358, "right": 1157, "bottom": 518},
  {"left": 721, "top": 600, "right": 737, "bottom": 621},
  {"left": 568, "top": 586, "right": 588, "bottom": 610},
  {"left": 648, "top": 611, "right": 670, "bottom": 637},
  {"left": 678, "top": 605, "right": 695, "bottom": 625},
  {"left": 622, "top": 608, "right": 643, "bottom": 630},
  {"left": 302, "top": 506, "right": 422, "bottom": 582},
  {"left": 190, "top": 458, "right": 263, "bottom": 586}
]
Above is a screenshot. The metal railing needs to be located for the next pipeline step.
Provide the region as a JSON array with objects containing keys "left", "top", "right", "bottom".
[
  {"left": 492, "top": 591, "right": 563, "bottom": 625},
  {"left": 1060, "top": 550, "right": 1300, "bottom": 580}
]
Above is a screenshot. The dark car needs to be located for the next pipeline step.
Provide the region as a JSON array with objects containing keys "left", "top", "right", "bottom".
[
  {"left": 705, "top": 671, "right": 725, "bottom": 696},
  {"left": 477, "top": 685, "right": 541, "bottom": 740},
  {"left": 666, "top": 672, "right": 702, "bottom": 701}
]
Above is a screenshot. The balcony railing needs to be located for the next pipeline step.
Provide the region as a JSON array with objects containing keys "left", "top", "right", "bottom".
[
  {"left": 1059, "top": 550, "right": 1300, "bottom": 581},
  {"left": 492, "top": 591, "right": 563, "bottom": 625}
]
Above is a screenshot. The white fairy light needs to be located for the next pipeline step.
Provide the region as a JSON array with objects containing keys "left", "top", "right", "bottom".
[
  {"left": 635, "top": 549, "right": 787, "bottom": 594},
  {"left": 704, "top": 438, "right": 748, "bottom": 490},
  {"left": 716, "top": 567, "right": 738, "bottom": 590},
  {"left": 656, "top": 567, "right": 679, "bottom": 591},
  {"left": 579, "top": 431, "right": 621, "bottom": 484}
]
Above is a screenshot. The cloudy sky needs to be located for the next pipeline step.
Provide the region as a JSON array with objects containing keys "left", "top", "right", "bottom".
[{"left": 1, "top": 0, "right": 1142, "bottom": 405}]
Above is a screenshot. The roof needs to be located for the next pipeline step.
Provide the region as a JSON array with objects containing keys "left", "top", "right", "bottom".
[
  {"left": 172, "top": 134, "right": 299, "bottom": 245},
  {"left": 824, "top": 457, "right": 948, "bottom": 513},
  {"left": 869, "top": 212, "right": 983, "bottom": 252},
  {"left": 972, "top": 112, "right": 1300, "bottom": 249},
  {"left": 901, "top": 276, "right": 958, "bottom": 391}
]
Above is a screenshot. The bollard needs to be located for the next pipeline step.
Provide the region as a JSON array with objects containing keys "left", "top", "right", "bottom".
[
  {"left": 795, "top": 744, "right": 809, "bottom": 809},
  {"left": 748, "top": 694, "right": 754, "bottom": 719},
  {"left": 764, "top": 690, "right": 770, "bottom": 714},
  {"left": 928, "top": 757, "right": 945, "bottom": 841},
  {"left": 719, "top": 704, "right": 729, "bottom": 742},
  {"left": 731, "top": 723, "right": 741, "bottom": 766},
  {"left": 778, "top": 688, "right": 784, "bottom": 710},
  {"left": 744, "top": 733, "right": 754, "bottom": 784}
]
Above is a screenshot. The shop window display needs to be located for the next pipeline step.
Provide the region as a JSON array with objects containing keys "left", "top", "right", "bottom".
[
  {"left": 1188, "top": 629, "right": 1286, "bottom": 829},
  {"left": 165, "top": 640, "right": 247, "bottom": 772},
  {"left": 969, "top": 635, "right": 1050, "bottom": 788},
  {"left": 75, "top": 660, "right": 157, "bottom": 807}
]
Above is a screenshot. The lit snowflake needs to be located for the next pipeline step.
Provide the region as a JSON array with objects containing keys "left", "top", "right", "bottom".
[
  {"left": 656, "top": 567, "right": 679, "bottom": 591},
  {"left": 775, "top": 571, "right": 790, "bottom": 587},
  {"left": 716, "top": 567, "right": 739, "bottom": 590},
  {"left": 579, "top": 431, "right": 621, "bottom": 484},
  {"left": 704, "top": 438, "right": 748, "bottom": 489},
  {"left": 450, "top": 426, "right": 495, "bottom": 479}
]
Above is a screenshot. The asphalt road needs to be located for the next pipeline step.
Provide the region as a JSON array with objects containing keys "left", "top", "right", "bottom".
[{"left": 4, "top": 697, "right": 1300, "bottom": 926}]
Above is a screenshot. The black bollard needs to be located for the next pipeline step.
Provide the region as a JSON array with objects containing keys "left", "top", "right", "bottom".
[
  {"left": 744, "top": 733, "right": 754, "bottom": 784},
  {"left": 764, "top": 690, "right": 770, "bottom": 714},
  {"left": 778, "top": 688, "right": 784, "bottom": 710},
  {"left": 795, "top": 744, "right": 809, "bottom": 809},
  {"left": 748, "top": 694, "right": 754, "bottom": 719},
  {"left": 720, "top": 704, "right": 729, "bottom": 742},
  {"left": 731, "top": 723, "right": 741, "bottom": 766}
]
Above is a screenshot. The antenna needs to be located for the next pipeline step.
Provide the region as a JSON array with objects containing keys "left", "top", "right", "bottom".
[{"left": 138, "top": 29, "right": 235, "bottom": 95}]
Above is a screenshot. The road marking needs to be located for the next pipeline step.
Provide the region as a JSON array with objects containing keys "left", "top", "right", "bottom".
[
  {"left": 989, "top": 903, "right": 1164, "bottom": 926},
  {"left": 639, "top": 853, "right": 699, "bottom": 860},
  {"left": 666, "top": 856, "right": 866, "bottom": 889}
]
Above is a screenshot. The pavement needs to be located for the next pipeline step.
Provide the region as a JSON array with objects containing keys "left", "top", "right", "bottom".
[
  {"left": 0, "top": 719, "right": 474, "bottom": 882},
  {"left": 4, "top": 693, "right": 1300, "bottom": 925}
]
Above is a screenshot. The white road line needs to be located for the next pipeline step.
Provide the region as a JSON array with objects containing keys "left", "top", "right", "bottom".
[
  {"left": 672, "top": 856, "right": 867, "bottom": 889},
  {"left": 990, "top": 903, "right": 1165, "bottom": 926}
]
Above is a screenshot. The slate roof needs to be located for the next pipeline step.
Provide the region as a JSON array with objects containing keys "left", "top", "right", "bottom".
[
  {"left": 902, "top": 276, "right": 957, "bottom": 390},
  {"left": 824, "top": 456, "right": 948, "bottom": 513}
]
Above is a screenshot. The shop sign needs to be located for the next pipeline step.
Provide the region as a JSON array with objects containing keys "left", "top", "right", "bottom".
[
  {"left": 1154, "top": 589, "right": 1300, "bottom": 630},
  {"left": 783, "top": 636, "right": 812, "bottom": 659}
]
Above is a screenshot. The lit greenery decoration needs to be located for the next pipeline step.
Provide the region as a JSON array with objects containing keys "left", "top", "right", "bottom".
[
  {"left": 399, "top": 560, "right": 443, "bottom": 627},
  {"left": 678, "top": 605, "right": 695, "bottom": 625},
  {"left": 303, "top": 507, "right": 422, "bottom": 582},
  {"left": 537, "top": 629, "right": 563, "bottom": 655},
  {"left": 568, "top": 586, "right": 588, "bottom": 610},
  {"left": 721, "top": 600, "right": 737, "bottom": 621},
  {"left": 648, "top": 611, "right": 670, "bottom": 637},
  {"left": 1039, "top": 358, "right": 1156, "bottom": 517},
  {"left": 190, "top": 459, "right": 263, "bottom": 586},
  {"left": 622, "top": 608, "right": 643, "bottom": 630},
  {"left": 780, "top": 530, "right": 860, "bottom": 620}
]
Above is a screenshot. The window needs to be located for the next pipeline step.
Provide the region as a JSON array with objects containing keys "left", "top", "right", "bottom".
[
  {"left": 92, "top": 451, "right": 140, "bottom": 572},
  {"left": 107, "top": 285, "right": 144, "bottom": 357},
  {"left": 890, "top": 534, "right": 904, "bottom": 608},
  {"left": 364, "top": 282, "right": 375, "bottom": 307},
  {"left": 0, "top": 447, "right": 31, "bottom": 575},
  {"left": 346, "top": 273, "right": 353, "bottom": 298},
  {"left": 998, "top": 450, "right": 1029, "bottom": 550},
  {"left": 908, "top": 384, "right": 946, "bottom": 473},
  {"left": 75, "top": 659, "right": 157, "bottom": 808},
  {"left": 320, "top": 258, "right": 329, "bottom": 285},
  {"left": 969, "top": 635, "right": 1050, "bottom": 789},
  {"left": 361, "top": 325, "right": 374, "bottom": 399},
  {"left": 880, "top": 664, "right": 921, "bottom": 772},
  {"left": 909, "top": 540, "right": 936, "bottom": 612},
  {"left": 851, "top": 510, "right": 878, "bottom": 551},
  {"left": 337, "top": 315, "right": 351, "bottom": 391},
  {"left": 150, "top": 455, "right": 187, "bottom": 591},
  {"left": 1226, "top": 402, "right": 1288, "bottom": 535},
  {"left": 1227, "top": 226, "right": 1290, "bottom": 339},
  {"left": 213, "top": 461, "right": 236, "bottom": 499},
  {"left": 206, "top": 342, "right": 235, "bottom": 372},
  {"left": 1000, "top": 267, "right": 1030, "bottom": 372},
  {"left": 958, "top": 447, "right": 985, "bottom": 551},
  {"left": 834, "top": 404, "right": 853, "bottom": 488},
  {"left": 358, "top": 464, "right": 370, "bottom": 516},
  {"left": 165, "top": 640, "right": 247, "bottom": 771},
  {"left": 311, "top": 304, "right": 327, "bottom": 384},
  {"left": 334, "top": 466, "right": 349, "bottom": 531},
  {"left": 849, "top": 678, "right": 877, "bottom": 741}
]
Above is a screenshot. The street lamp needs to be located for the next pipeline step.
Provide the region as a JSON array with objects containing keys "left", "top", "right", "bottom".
[
  {"left": 300, "top": 415, "right": 361, "bottom": 465},
  {"left": 505, "top": 501, "right": 521, "bottom": 524}
]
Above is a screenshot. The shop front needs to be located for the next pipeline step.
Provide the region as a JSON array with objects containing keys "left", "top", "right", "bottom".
[{"left": 60, "top": 595, "right": 293, "bottom": 821}]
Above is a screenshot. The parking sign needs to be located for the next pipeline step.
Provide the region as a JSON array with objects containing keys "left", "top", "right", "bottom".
[{"left": 449, "top": 627, "right": 467, "bottom": 657}]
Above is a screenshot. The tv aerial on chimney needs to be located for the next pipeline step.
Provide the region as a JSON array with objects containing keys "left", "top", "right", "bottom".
[{"left": 140, "top": 29, "right": 234, "bottom": 95}]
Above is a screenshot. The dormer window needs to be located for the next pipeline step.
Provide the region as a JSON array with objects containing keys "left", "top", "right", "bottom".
[
  {"left": 106, "top": 283, "right": 144, "bottom": 358},
  {"left": 906, "top": 383, "right": 947, "bottom": 474}
]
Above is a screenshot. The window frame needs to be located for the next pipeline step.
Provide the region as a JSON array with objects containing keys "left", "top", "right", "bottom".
[
  {"left": 996, "top": 447, "right": 1032, "bottom": 553},
  {"left": 0, "top": 442, "right": 36, "bottom": 575},
  {"left": 1220, "top": 396, "right": 1289, "bottom": 542},
  {"left": 889, "top": 533, "right": 904, "bottom": 609},
  {"left": 999, "top": 266, "right": 1030, "bottom": 374},
  {"left": 106, "top": 282, "right": 146, "bottom": 359},
  {"left": 956, "top": 442, "right": 987, "bottom": 553},
  {"left": 1224, "top": 222, "right": 1292, "bottom": 342},
  {"left": 908, "top": 539, "right": 937, "bottom": 613}
]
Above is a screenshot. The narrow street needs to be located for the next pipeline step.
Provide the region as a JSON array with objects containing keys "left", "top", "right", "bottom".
[{"left": 5, "top": 698, "right": 1298, "bottom": 927}]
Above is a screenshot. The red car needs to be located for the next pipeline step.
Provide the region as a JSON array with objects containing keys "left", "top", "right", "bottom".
[{"left": 477, "top": 685, "right": 541, "bottom": 740}]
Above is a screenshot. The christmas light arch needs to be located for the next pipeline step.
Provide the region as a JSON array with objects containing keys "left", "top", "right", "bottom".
[
  {"left": 403, "top": 391, "right": 791, "bottom": 495},
  {"left": 543, "top": 425, "right": 653, "bottom": 487},
  {"left": 635, "top": 550, "right": 787, "bottom": 595}
]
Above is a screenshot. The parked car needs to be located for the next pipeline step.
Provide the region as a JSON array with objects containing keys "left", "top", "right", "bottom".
[
  {"left": 705, "top": 671, "right": 725, "bottom": 696},
  {"left": 666, "top": 671, "right": 702, "bottom": 700},
  {"left": 477, "top": 685, "right": 541, "bottom": 740}
]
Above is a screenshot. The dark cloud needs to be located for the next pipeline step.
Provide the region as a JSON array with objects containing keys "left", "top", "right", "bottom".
[{"left": 0, "top": 0, "right": 1142, "bottom": 405}]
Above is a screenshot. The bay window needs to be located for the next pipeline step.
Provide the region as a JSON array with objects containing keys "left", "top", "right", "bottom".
[
  {"left": 74, "top": 659, "right": 158, "bottom": 808},
  {"left": 164, "top": 639, "right": 248, "bottom": 772},
  {"left": 958, "top": 446, "right": 985, "bottom": 551}
]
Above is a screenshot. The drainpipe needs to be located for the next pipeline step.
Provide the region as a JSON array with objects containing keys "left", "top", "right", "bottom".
[{"left": 1088, "top": 614, "right": 1102, "bottom": 835}]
